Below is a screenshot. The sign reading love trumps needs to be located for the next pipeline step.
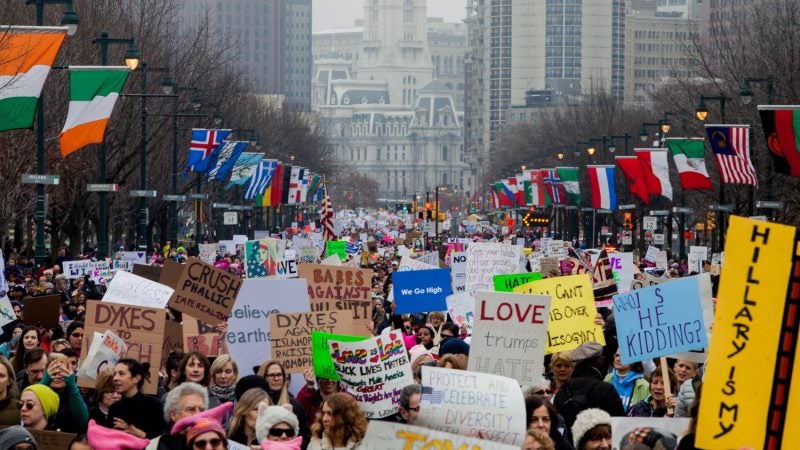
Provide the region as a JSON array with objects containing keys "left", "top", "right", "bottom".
[
  {"left": 467, "top": 291, "right": 550, "bottom": 386},
  {"left": 327, "top": 332, "right": 414, "bottom": 419},
  {"left": 169, "top": 257, "right": 242, "bottom": 325}
]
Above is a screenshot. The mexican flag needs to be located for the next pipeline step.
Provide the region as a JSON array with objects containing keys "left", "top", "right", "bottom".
[
  {"left": 59, "top": 67, "right": 130, "bottom": 157},
  {"left": 556, "top": 166, "right": 581, "bottom": 205},
  {"left": 0, "top": 26, "right": 67, "bottom": 131},
  {"left": 665, "top": 138, "right": 713, "bottom": 190}
]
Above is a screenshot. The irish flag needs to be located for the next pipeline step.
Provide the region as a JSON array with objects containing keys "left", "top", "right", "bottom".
[
  {"left": 0, "top": 26, "right": 67, "bottom": 132},
  {"left": 59, "top": 67, "right": 130, "bottom": 157}
]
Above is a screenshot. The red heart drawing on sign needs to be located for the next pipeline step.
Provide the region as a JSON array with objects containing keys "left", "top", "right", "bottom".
[{"left": 389, "top": 333, "right": 397, "bottom": 341}]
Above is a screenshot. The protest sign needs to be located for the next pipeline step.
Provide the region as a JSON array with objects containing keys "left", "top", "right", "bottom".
[
  {"left": 120, "top": 251, "right": 146, "bottom": 264},
  {"left": 270, "top": 258, "right": 298, "bottom": 278},
  {"left": 671, "top": 273, "right": 714, "bottom": 363},
  {"left": 654, "top": 250, "right": 668, "bottom": 269},
  {"left": 688, "top": 246, "right": 708, "bottom": 274},
  {"left": 466, "top": 243, "right": 522, "bottom": 292},
  {"left": 198, "top": 243, "right": 219, "bottom": 264},
  {"left": 132, "top": 263, "right": 161, "bottom": 282},
  {"left": 227, "top": 279, "right": 310, "bottom": 380},
  {"left": 359, "top": 421, "right": 520, "bottom": 450},
  {"left": 27, "top": 430, "right": 76, "bottom": 450},
  {"left": 63, "top": 260, "right": 109, "bottom": 279},
  {"left": 417, "top": 252, "right": 440, "bottom": 267},
  {"left": 103, "top": 270, "right": 174, "bottom": 309},
  {"left": 392, "top": 268, "right": 452, "bottom": 314},
  {"left": 0, "top": 295, "right": 16, "bottom": 328},
  {"left": 244, "top": 238, "right": 286, "bottom": 278},
  {"left": 77, "top": 329, "right": 127, "bottom": 381},
  {"left": 183, "top": 314, "right": 225, "bottom": 356},
  {"left": 311, "top": 331, "right": 368, "bottom": 381},
  {"left": 644, "top": 245, "right": 659, "bottom": 262},
  {"left": 169, "top": 257, "right": 242, "bottom": 325},
  {"left": 23, "top": 294, "right": 61, "bottom": 329},
  {"left": 297, "top": 264, "right": 371, "bottom": 303},
  {"left": 514, "top": 275, "right": 604, "bottom": 354},
  {"left": 320, "top": 254, "right": 342, "bottom": 266},
  {"left": 416, "top": 366, "right": 526, "bottom": 446},
  {"left": 445, "top": 292, "right": 475, "bottom": 335},
  {"left": 398, "top": 255, "right": 438, "bottom": 272},
  {"left": 609, "top": 252, "right": 634, "bottom": 293},
  {"left": 450, "top": 251, "right": 467, "bottom": 293},
  {"left": 630, "top": 273, "right": 664, "bottom": 291},
  {"left": 159, "top": 258, "right": 184, "bottom": 287},
  {"left": 232, "top": 234, "right": 248, "bottom": 244},
  {"left": 162, "top": 320, "right": 184, "bottom": 365},
  {"left": 539, "top": 257, "right": 560, "bottom": 277},
  {"left": 269, "top": 311, "right": 359, "bottom": 373},
  {"left": 326, "top": 241, "right": 346, "bottom": 260},
  {"left": 697, "top": 217, "right": 800, "bottom": 450},
  {"left": 613, "top": 275, "right": 707, "bottom": 364},
  {"left": 468, "top": 291, "right": 549, "bottom": 385},
  {"left": 218, "top": 240, "right": 235, "bottom": 254},
  {"left": 327, "top": 332, "right": 414, "bottom": 418},
  {"left": 492, "top": 272, "right": 542, "bottom": 292},
  {"left": 111, "top": 260, "right": 133, "bottom": 273},
  {"left": 81, "top": 301, "right": 165, "bottom": 394}
]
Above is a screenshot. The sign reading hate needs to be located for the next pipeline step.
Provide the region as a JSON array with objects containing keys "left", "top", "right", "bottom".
[
  {"left": 169, "top": 257, "right": 242, "bottom": 325},
  {"left": 269, "top": 311, "right": 359, "bottom": 373},
  {"left": 467, "top": 291, "right": 550, "bottom": 386},
  {"left": 359, "top": 421, "right": 520, "bottom": 450}
]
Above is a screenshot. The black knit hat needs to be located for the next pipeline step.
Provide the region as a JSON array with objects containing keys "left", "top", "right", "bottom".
[{"left": 234, "top": 375, "right": 270, "bottom": 401}]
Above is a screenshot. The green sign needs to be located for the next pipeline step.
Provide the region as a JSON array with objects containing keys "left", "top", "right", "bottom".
[
  {"left": 493, "top": 272, "right": 543, "bottom": 292},
  {"left": 326, "top": 240, "right": 347, "bottom": 261},
  {"left": 311, "top": 331, "right": 368, "bottom": 381}
]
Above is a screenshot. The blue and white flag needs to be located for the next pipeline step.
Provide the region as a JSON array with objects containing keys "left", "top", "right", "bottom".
[
  {"left": 345, "top": 241, "right": 361, "bottom": 256},
  {"left": 184, "top": 128, "right": 231, "bottom": 176},
  {"left": 207, "top": 141, "right": 248, "bottom": 182},
  {"left": 227, "top": 152, "right": 263, "bottom": 188},
  {"left": 244, "top": 159, "right": 278, "bottom": 200},
  {"left": 0, "top": 250, "right": 7, "bottom": 294}
]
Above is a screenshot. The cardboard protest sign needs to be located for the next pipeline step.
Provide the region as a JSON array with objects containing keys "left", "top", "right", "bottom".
[
  {"left": 326, "top": 241, "right": 346, "bottom": 260},
  {"left": 466, "top": 243, "right": 522, "bottom": 292},
  {"left": 392, "top": 268, "right": 452, "bottom": 314},
  {"left": 227, "top": 279, "right": 310, "bottom": 379},
  {"left": 169, "top": 257, "right": 242, "bottom": 325},
  {"left": 298, "top": 264, "right": 372, "bottom": 331},
  {"left": 27, "top": 429, "right": 76, "bottom": 450},
  {"left": 0, "top": 295, "right": 16, "bottom": 328},
  {"left": 613, "top": 275, "right": 707, "bottom": 364},
  {"left": 359, "top": 421, "right": 520, "bottom": 450},
  {"left": 493, "top": 272, "right": 542, "bottom": 292},
  {"left": 269, "top": 311, "right": 359, "bottom": 373},
  {"left": 81, "top": 301, "right": 165, "bottom": 394},
  {"left": 103, "top": 270, "right": 174, "bottom": 309},
  {"left": 539, "top": 257, "right": 561, "bottom": 277},
  {"left": 183, "top": 314, "right": 224, "bottom": 356},
  {"left": 76, "top": 329, "right": 127, "bottom": 381},
  {"left": 132, "top": 263, "right": 162, "bottom": 282},
  {"left": 514, "top": 275, "right": 605, "bottom": 354},
  {"left": 159, "top": 258, "right": 184, "bottom": 287},
  {"left": 327, "top": 332, "right": 414, "bottom": 418},
  {"left": 416, "top": 366, "right": 527, "bottom": 446},
  {"left": 445, "top": 292, "right": 475, "bottom": 335},
  {"left": 23, "top": 294, "right": 61, "bottom": 328},
  {"left": 449, "top": 251, "right": 467, "bottom": 293},
  {"left": 311, "top": 331, "right": 368, "bottom": 381},
  {"left": 697, "top": 217, "right": 800, "bottom": 450},
  {"left": 162, "top": 320, "right": 184, "bottom": 366},
  {"left": 467, "top": 291, "right": 550, "bottom": 385}
]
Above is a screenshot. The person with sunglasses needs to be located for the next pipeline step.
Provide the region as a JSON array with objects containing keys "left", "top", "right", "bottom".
[
  {"left": 256, "top": 361, "right": 310, "bottom": 449},
  {"left": 255, "top": 404, "right": 301, "bottom": 446},
  {"left": 65, "top": 322, "right": 84, "bottom": 358},
  {"left": 186, "top": 418, "right": 228, "bottom": 450},
  {"left": 19, "top": 384, "right": 59, "bottom": 431}
]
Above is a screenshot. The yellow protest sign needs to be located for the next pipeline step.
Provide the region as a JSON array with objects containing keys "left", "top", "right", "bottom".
[
  {"left": 514, "top": 274, "right": 605, "bottom": 354},
  {"left": 697, "top": 216, "right": 800, "bottom": 450}
]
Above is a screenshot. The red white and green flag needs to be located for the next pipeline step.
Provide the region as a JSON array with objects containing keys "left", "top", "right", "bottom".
[
  {"left": 556, "top": 166, "right": 581, "bottom": 205},
  {"left": 0, "top": 26, "right": 67, "bottom": 131},
  {"left": 665, "top": 138, "right": 713, "bottom": 190}
]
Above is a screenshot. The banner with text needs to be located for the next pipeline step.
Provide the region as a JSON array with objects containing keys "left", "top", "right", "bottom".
[
  {"left": 269, "top": 311, "right": 359, "bottom": 373},
  {"left": 359, "top": 421, "right": 519, "bottom": 450},
  {"left": 298, "top": 264, "right": 372, "bottom": 331},
  {"left": 392, "top": 268, "right": 453, "bottom": 314},
  {"left": 465, "top": 243, "right": 522, "bottom": 292},
  {"left": 169, "top": 257, "right": 243, "bottom": 325},
  {"left": 311, "top": 331, "right": 368, "bottom": 381}
]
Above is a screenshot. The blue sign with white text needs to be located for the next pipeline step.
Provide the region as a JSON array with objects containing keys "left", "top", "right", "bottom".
[{"left": 393, "top": 268, "right": 453, "bottom": 314}]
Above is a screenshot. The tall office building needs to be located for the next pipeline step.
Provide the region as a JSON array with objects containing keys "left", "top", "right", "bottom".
[{"left": 177, "top": 0, "right": 312, "bottom": 111}]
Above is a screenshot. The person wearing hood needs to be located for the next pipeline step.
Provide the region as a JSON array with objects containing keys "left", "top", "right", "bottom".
[
  {"left": 0, "top": 426, "right": 38, "bottom": 450},
  {"left": 603, "top": 351, "right": 649, "bottom": 413},
  {"left": 256, "top": 362, "right": 310, "bottom": 449}
]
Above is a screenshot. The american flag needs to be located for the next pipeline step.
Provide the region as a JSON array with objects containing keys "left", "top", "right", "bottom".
[
  {"left": 420, "top": 386, "right": 444, "bottom": 405},
  {"left": 321, "top": 178, "right": 335, "bottom": 242},
  {"left": 184, "top": 128, "right": 230, "bottom": 175},
  {"left": 705, "top": 125, "right": 758, "bottom": 186}
]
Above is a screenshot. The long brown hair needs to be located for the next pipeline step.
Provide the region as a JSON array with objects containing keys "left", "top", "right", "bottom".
[
  {"left": 310, "top": 393, "right": 367, "bottom": 446},
  {"left": 229, "top": 388, "right": 269, "bottom": 438},
  {"left": 256, "top": 360, "right": 291, "bottom": 405}
]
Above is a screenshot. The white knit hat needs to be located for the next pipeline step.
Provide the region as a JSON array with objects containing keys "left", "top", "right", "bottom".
[
  {"left": 255, "top": 404, "right": 300, "bottom": 443},
  {"left": 571, "top": 408, "right": 611, "bottom": 448}
]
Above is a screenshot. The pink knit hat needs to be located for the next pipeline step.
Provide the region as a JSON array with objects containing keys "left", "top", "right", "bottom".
[
  {"left": 171, "top": 401, "right": 234, "bottom": 435},
  {"left": 261, "top": 436, "right": 303, "bottom": 450},
  {"left": 87, "top": 420, "right": 150, "bottom": 450},
  {"left": 186, "top": 417, "right": 227, "bottom": 446}
]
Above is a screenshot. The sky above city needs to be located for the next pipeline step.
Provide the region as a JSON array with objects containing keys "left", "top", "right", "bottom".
[{"left": 312, "top": 0, "right": 468, "bottom": 32}]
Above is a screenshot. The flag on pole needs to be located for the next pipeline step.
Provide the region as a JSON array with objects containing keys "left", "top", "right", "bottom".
[
  {"left": 0, "top": 26, "right": 67, "bottom": 132},
  {"left": 321, "top": 177, "right": 335, "bottom": 242},
  {"left": 635, "top": 148, "right": 673, "bottom": 200},
  {"left": 541, "top": 169, "right": 566, "bottom": 204},
  {"left": 207, "top": 141, "right": 248, "bottom": 182},
  {"left": 493, "top": 182, "right": 514, "bottom": 207},
  {"left": 307, "top": 174, "right": 323, "bottom": 202},
  {"left": 59, "top": 66, "right": 130, "bottom": 157},
  {"left": 184, "top": 129, "right": 231, "bottom": 175},
  {"left": 227, "top": 152, "right": 263, "bottom": 188},
  {"left": 665, "top": 138, "right": 713, "bottom": 190},
  {"left": 757, "top": 106, "right": 800, "bottom": 177},
  {"left": 556, "top": 167, "right": 581, "bottom": 205},
  {"left": 287, "top": 167, "right": 305, "bottom": 205},
  {"left": 513, "top": 175, "right": 526, "bottom": 205},
  {"left": 587, "top": 165, "right": 617, "bottom": 210},
  {"left": 299, "top": 170, "right": 311, "bottom": 203},
  {"left": 244, "top": 159, "right": 278, "bottom": 200},
  {"left": 705, "top": 125, "right": 758, "bottom": 186},
  {"left": 271, "top": 163, "right": 286, "bottom": 206},
  {"left": 615, "top": 156, "right": 650, "bottom": 203}
]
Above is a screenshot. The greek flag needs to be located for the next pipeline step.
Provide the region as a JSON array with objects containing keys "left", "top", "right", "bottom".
[
  {"left": 345, "top": 241, "right": 361, "bottom": 256},
  {"left": 244, "top": 159, "right": 278, "bottom": 200}
]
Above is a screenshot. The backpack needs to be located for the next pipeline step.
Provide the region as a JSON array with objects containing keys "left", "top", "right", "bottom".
[{"left": 557, "top": 380, "right": 598, "bottom": 428}]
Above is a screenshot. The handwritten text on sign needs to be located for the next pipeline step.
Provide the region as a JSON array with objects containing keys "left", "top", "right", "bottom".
[
  {"left": 170, "top": 257, "right": 242, "bottom": 325},
  {"left": 466, "top": 243, "right": 522, "bottom": 292},
  {"left": 103, "top": 270, "right": 174, "bottom": 309},
  {"left": 514, "top": 275, "right": 605, "bottom": 354},
  {"left": 269, "top": 311, "right": 358, "bottom": 373},
  {"left": 359, "top": 421, "right": 520, "bottom": 450},
  {"left": 468, "top": 291, "right": 550, "bottom": 386},
  {"left": 297, "top": 264, "right": 371, "bottom": 301}
]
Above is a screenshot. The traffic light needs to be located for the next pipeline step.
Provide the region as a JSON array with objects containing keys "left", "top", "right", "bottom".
[{"left": 623, "top": 212, "right": 633, "bottom": 230}]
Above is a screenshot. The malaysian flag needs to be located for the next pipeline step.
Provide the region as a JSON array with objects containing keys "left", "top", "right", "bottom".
[
  {"left": 184, "top": 128, "right": 230, "bottom": 176},
  {"left": 420, "top": 386, "right": 444, "bottom": 405},
  {"left": 321, "top": 178, "right": 335, "bottom": 242},
  {"left": 705, "top": 125, "right": 758, "bottom": 186},
  {"left": 244, "top": 159, "right": 278, "bottom": 200}
]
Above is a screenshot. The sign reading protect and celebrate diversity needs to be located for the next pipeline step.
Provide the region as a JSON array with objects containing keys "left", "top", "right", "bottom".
[
  {"left": 169, "top": 257, "right": 242, "bottom": 325},
  {"left": 269, "top": 311, "right": 359, "bottom": 373},
  {"left": 327, "top": 332, "right": 414, "bottom": 419},
  {"left": 467, "top": 291, "right": 550, "bottom": 386}
]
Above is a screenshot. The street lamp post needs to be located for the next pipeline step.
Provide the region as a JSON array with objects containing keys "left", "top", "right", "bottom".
[
  {"left": 26, "top": 0, "right": 79, "bottom": 266},
  {"left": 741, "top": 77, "right": 778, "bottom": 215},
  {"left": 695, "top": 95, "right": 728, "bottom": 252},
  {"left": 91, "top": 31, "right": 139, "bottom": 260}
]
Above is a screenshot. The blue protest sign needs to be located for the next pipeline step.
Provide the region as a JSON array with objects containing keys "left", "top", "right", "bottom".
[
  {"left": 393, "top": 268, "right": 453, "bottom": 314},
  {"left": 613, "top": 275, "right": 707, "bottom": 364}
]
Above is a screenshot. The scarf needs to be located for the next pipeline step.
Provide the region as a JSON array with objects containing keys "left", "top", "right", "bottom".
[
  {"left": 209, "top": 383, "right": 236, "bottom": 402},
  {"left": 609, "top": 369, "right": 643, "bottom": 411}
]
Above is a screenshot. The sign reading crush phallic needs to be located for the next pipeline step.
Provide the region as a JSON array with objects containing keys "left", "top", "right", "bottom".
[{"left": 169, "top": 257, "right": 242, "bottom": 325}]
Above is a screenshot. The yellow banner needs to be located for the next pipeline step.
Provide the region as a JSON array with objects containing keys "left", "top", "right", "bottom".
[
  {"left": 697, "top": 216, "right": 800, "bottom": 449},
  {"left": 514, "top": 274, "right": 605, "bottom": 354}
]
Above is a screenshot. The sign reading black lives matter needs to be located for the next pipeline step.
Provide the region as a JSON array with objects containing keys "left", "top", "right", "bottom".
[{"left": 169, "top": 257, "right": 242, "bottom": 325}]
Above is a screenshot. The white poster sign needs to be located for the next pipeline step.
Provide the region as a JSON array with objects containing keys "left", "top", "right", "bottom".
[
  {"left": 398, "top": 255, "right": 438, "bottom": 272},
  {"left": 77, "top": 330, "right": 128, "bottom": 381},
  {"left": 688, "top": 246, "right": 708, "bottom": 274},
  {"left": 0, "top": 295, "right": 16, "bottom": 328},
  {"left": 360, "top": 422, "right": 519, "bottom": 450},
  {"left": 609, "top": 252, "right": 634, "bottom": 294},
  {"left": 223, "top": 212, "right": 238, "bottom": 225},
  {"left": 449, "top": 252, "right": 467, "bottom": 293},
  {"left": 445, "top": 292, "right": 474, "bottom": 335},
  {"left": 120, "top": 251, "right": 147, "bottom": 264},
  {"left": 63, "top": 260, "right": 110, "bottom": 279},
  {"left": 103, "top": 271, "right": 174, "bottom": 309},
  {"left": 644, "top": 245, "right": 660, "bottom": 262},
  {"left": 199, "top": 243, "right": 219, "bottom": 264},
  {"left": 417, "top": 252, "right": 440, "bottom": 267},
  {"left": 465, "top": 243, "right": 522, "bottom": 292}
]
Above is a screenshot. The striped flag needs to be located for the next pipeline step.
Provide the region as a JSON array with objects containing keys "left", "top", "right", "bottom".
[
  {"left": 207, "top": 141, "right": 248, "bottom": 182},
  {"left": 635, "top": 148, "right": 673, "bottom": 200},
  {"left": 244, "top": 159, "right": 278, "bottom": 200},
  {"left": 587, "top": 165, "right": 617, "bottom": 210},
  {"left": 421, "top": 386, "right": 444, "bottom": 405},
  {"left": 0, "top": 26, "right": 67, "bottom": 131},
  {"left": 299, "top": 170, "right": 311, "bottom": 203},
  {"left": 705, "top": 125, "right": 758, "bottom": 186},
  {"left": 59, "top": 66, "right": 130, "bottom": 157},
  {"left": 287, "top": 167, "right": 305, "bottom": 205},
  {"left": 321, "top": 177, "right": 335, "bottom": 242},
  {"left": 345, "top": 241, "right": 361, "bottom": 255},
  {"left": 227, "top": 152, "right": 263, "bottom": 188},
  {"left": 184, "top": 129, "right": 231, "bottom": 175}
]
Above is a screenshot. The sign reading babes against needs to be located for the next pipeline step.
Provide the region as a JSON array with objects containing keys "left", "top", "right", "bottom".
[
  {"left": 467, "top": 291, "right": 550, "bottom": 386},
  {"left": 416, "top": 367, "right": 526, "bottom": 446},
  {"left": 328, "top": 333, "right": 414, "bottom": 419},
  {"left": 297, "top": 264, "right": 371, "bottom": 302}
]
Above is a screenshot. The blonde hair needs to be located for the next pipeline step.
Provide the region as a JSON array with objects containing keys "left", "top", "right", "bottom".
[
  {"left": 549, "top": 351, "right": 574, "bottom": 368},
  {"left": 0, "top": 356, "right": 18, "bottom": 398},
  {"left": 209, "top": 354, "right": 239, "bottom": 387},
  {"left": 229, "top": 388, "right": 269, "bottom": 437}
]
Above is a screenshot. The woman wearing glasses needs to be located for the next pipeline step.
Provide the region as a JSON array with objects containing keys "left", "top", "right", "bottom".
[
  {"left": 65, "top": 322, "right": 84, "bottom": 358},
  {"left": 256, "top": 360, "right": 310, "bottom": 449},
  {"left": 19, "top": 384, "right": 59, "bottom": 431},
  {"left": 186, "top": 417, "right": 228, "bottom": 450}
]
